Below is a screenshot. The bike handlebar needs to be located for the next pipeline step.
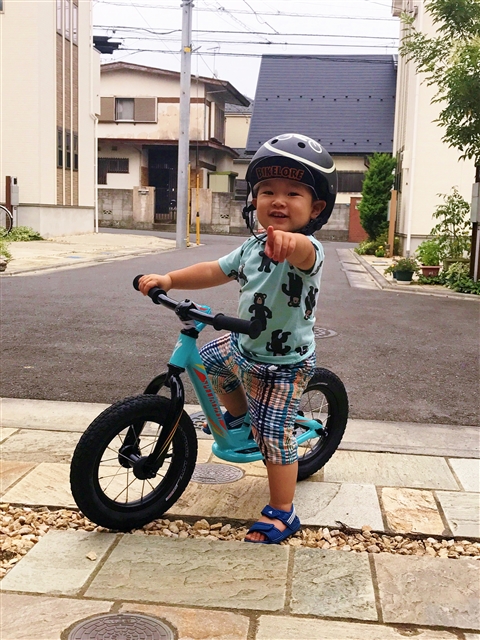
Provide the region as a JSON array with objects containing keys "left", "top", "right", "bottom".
[{"left": 133, "top": 275, "right": 262, "bottom": 340}]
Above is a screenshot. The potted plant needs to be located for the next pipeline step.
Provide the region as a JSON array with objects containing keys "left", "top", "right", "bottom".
[
  {"left": 384, "top": 256, "right": 419, "bottom": 282},
  {"left": 416, "top": 238, "right": 441, "bottom": 278}
]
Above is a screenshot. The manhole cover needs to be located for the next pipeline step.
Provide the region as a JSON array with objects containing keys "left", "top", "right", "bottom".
[
  {"left": 314, "top": 327, "right": 338, "bottom": 339},
  {"left": 192, "top": 463, "right": 244, "bottom": 484},
  {"left": 68, "top": 613, "right": 174, "bottom": 640}
]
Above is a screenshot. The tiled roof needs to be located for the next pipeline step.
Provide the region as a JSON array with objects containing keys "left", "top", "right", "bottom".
[{"left": 246, "top": 55, "right": 397, "bottom": 154}]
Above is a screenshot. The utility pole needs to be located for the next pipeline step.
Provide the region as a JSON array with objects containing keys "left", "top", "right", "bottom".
[{"left": 176, "top": 0, "right": 194, "bottom": 249}]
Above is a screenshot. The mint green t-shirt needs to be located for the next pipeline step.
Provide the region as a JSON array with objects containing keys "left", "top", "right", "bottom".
[{"left": 218, "top": 235, "right": 324, "bottom": 364}]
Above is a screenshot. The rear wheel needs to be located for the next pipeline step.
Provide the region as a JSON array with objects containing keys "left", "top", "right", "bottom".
[
  {"left": 296, "top": 368, "right": 348, "bottom": 481},
  {"left": 70, "top": 394, "right": 197, "bottom": 531}
]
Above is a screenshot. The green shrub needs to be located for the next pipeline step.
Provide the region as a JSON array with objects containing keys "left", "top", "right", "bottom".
[
  {"left": 355, "top": 233, "right": 400, "bottom": 256},
  {"left": 2, "top": 226, "right": 43, "bottom": 241},
  {"left": 358, "top": 153, "right": 397, "bottom": 240},
  {"left": 0, "top": 238, "right": 12, "bottom": 261},
  {"left": 416, "top": 238, "right": 441, "bottom": 266},
  {"left": 443, "top": 262, "right": 480, "bottom": 295},
  {"left": 429, "top": 188, "right": 471, "bottom": 260}
]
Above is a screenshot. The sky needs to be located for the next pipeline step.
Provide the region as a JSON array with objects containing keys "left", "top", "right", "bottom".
[{"left": 93, "top": 0, "right": 401, "bottom": 100}]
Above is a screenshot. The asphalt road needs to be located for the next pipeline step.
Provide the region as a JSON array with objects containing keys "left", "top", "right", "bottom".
[{"left": 1, "top": 232, "right": 478, "bottom": 426}]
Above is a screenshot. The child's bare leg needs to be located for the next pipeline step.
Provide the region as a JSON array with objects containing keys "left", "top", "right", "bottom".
[
  {"left": 245, "top": 461, "right": 298, "bottom": 542},
  {"left": 218, "top": 387, "right": 248, "bottom": 417}
]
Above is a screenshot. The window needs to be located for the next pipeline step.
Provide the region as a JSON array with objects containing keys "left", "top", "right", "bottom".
[
  {"left": 65, "top": 0, "right": 70, "bottom": 39},
  {"left": 73, "top": 134, "right": 78, "bottom": 170},
  {"left": 0, "top": 0, "right": 4, "bottom": 12},
  {"left": 56, "top": 0, "right": 62, "bottom": 33},
  {"left": 115, "top": 98, "right": 134, "bottom": 121},
  {"left": 337, "top": 171, "right": 365, "bottom": 193},
  {"left": 98, "top": 157, "right": 129, "bottom": 184},
  {"left": 57, "top": 128, "right": 63, "bottom": 168},
  {"left": 72, "top": 4, "right": 78, "bottom": 44},
  {"left": 66, "top": 131, "right": 71, "bottom": 169}
]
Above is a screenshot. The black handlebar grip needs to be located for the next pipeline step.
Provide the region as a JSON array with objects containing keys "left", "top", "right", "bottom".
[
  {"left": 213, "top": 314, "right": 262, "bottom": 339},
  {"left": 133, "top": 275, "right": 143, "bottom": 290}
]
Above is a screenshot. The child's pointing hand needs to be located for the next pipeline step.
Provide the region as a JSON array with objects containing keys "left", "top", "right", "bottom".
[{"left": 264, "top": 226, "right": 297, "bottom": 263}]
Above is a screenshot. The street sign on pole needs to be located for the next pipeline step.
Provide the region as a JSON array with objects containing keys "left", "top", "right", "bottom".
[{"left": 176, "top": 0, "right": 194, "bottom": 250}]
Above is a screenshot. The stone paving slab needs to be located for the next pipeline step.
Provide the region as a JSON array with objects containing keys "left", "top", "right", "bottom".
[
  {"left": 340, "top": 419, "right": 480, "bottom": 458},
  {"left": 449, "top": 458, "right": 480, "bottom": 492},
  {"left": 0, "top": 529, "right": 117, "bottom": 595},
  {"left": 0, "top": 429, "right": 80, "bottom": 464},
  {"left": 0, "top": 460, "right": 36, "bottom": 493},
  {"left": 290, "top": 548, "right": 377, "bottom": 620},
  {"left": 374, "top": 554, "right": 480, "bottom": 630},
  {"left": 170, "top": 474, "right": 270, "bottom": 521},
  {"left": 120, "top": 603, "right": 250, "bottom": 640},
  {"left": 294, "top": 481, "right": 384, "bottom": 530},
  {"left": 256, "top": 616, "right": 461, "bottom": 639},
  {"left": 86, "top": 536, "right": 289, "bottom": 611},
  {"left": 0, "top": 428, "right": 18, "bottom": 443},
  {"left": 324, "top": 450, "right": 460, "bottom": 490},
  {"left": 381, "top": 487, "right": 447, "bottom": 535},
  {"left": 0, "top": 594, "right": 113, "bottom": 640},
  {"left": 0, "top": 462, "right": 75, "bottom": 507},
  {"left": 436, "top": 491, "right": 480, "bottom": 537}
]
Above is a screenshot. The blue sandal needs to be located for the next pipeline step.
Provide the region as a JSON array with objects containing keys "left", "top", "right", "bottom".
[{"left": 245, "top": 504, "right": 300, "bottom": 544}]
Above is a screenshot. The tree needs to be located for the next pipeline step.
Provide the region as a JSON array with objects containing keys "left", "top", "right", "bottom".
[
  {"left": 358, "top": 153, "right": 397, "bottom": 240},
  {"left": 399, "top": 0, "right": 480, "bottom": 278}
]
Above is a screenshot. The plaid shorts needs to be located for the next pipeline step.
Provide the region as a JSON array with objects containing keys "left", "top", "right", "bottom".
[{"left": 199, "top": 333, "right": 316, "bottom": 464}]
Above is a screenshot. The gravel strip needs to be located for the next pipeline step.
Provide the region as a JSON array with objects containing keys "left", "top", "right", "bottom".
[{"left": 1, "top": 504, "right": 479, "bottom": 578}]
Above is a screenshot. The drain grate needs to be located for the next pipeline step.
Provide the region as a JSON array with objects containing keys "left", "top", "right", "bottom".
[
  {"left": 68, "top": 613, "right": 174, "bottom": 640},
  {"left": 314, "top": 327, "right": 338, "bottom": 339},
  {"left": 192, "top": 462, "right": 244, "bottom": 484}
]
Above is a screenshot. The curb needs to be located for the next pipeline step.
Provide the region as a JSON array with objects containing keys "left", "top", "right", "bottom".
[
  {"left": 0, "top": 246, "right": 182, "bottom": 276},
  {"left": 355, "top": 251, "right": 480, "bottom": 301}
]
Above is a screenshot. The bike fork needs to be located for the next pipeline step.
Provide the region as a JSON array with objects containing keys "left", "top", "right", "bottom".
[{"left": 119, "top": 366, "right": 185, "bottom": 479}]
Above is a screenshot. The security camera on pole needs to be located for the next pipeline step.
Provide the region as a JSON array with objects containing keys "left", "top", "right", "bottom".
[{"left": 176, "top": 0, "right": 194, "bottom": 250}]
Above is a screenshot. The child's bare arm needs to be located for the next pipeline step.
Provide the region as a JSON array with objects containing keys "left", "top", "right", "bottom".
[
  {"left": 138, "top": 261, "right": 230, "bottom": 295},
  {"left": 264, "top": 226, "right": 316, "bottom": 271}
]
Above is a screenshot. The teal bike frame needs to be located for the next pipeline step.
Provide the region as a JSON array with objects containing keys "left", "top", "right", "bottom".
[{"left": 156, "top": 307, "right": 325, "bottom": 465}]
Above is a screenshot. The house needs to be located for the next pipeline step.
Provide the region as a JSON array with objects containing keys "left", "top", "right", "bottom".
[
  {"left": 392, "top": 0, "right": 475, "bottom": 253},
  {"left": 246, "top": 54, "right": 398, "bottom": 240},
  {"left": 0, "top": 0, "right": 99, "bottom": 237},
  {"left": 97, "top": 62, "right": 250, "bottom": 228},
  {"left": 225, "top": 100, "right": 254, "bottom": 186}
]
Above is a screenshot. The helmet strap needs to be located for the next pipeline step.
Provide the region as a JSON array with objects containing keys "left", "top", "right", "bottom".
[{"left": 242, "top": 196, "right": 266, "bottom": 243}]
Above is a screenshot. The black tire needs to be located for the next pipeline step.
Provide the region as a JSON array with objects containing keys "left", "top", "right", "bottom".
[
  {"left": 296, "top": 368, "right": 348, "bottom": 481},
  {"left": 70, "top": 394, "right": 197, "bottom": 531}
]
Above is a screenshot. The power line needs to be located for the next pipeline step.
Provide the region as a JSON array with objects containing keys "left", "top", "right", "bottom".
[
  {"left": 94, "top": 1, "right": 398, "bottom": 21},
  {"left": 107, "top": 36, "right": 398, "bottom": 47},
  {"left": 117, "top": 47, "right": 398, "bottom": 57},
  {"left": 94, "top": 25, "right": 398, "bottom": 41}
]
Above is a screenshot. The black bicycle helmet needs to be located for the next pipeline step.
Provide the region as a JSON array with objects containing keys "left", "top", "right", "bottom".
[{"left": 243, "top": 133, "right": 337, "bottom": 235}]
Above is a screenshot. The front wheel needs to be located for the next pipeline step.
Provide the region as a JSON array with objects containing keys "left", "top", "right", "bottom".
[
  {"left": 296, "top": 368, "right": 348, "bottom": 481},
  {"left": 70, "top": 394, "right": 197, "bottom": 531}
]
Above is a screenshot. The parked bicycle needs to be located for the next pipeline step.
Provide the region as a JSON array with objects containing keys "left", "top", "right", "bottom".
[
  {"left": 0, "top": 205, "right": 13, "bottom": 235},
  {"left": 70, "top": 276, "right": 348, "bottom": 531}
]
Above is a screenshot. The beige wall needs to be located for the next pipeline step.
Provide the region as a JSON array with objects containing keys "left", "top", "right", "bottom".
[
  {"left": 97, "top": 144, "right": 142, "bottom": 190},
  {"left": 225, "top": 114, "right": 251, "bottom": 148},
  {"left": 0, "top": 0, "right": 97, "bottom": 235},
  {"left": 393, "top": 0, "right": 475, "bottom": 251}
]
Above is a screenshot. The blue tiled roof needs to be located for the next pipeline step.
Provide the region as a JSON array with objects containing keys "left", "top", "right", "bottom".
[{"left": 246, "top": 55, "right": 397, "bottom": 155}]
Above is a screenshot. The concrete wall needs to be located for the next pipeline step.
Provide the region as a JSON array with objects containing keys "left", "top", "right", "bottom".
[
  {"left": 17, "top": 205, "right": 94, "bottom": 238},
  {"left": 98, "top": 189, "right": 133, "bottom": 228},
  {"left": 98, "top": 186, "right": 154, "bottom": 229}
]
